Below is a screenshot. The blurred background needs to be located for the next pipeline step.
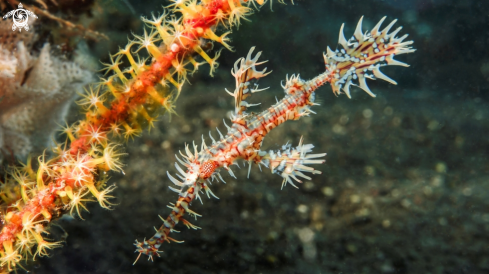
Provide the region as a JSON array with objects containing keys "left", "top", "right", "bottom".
[{"left": 1, "top": 0, "right": 489, "bottom": 273}]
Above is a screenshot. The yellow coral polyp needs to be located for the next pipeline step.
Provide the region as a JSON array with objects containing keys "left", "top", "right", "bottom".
[
  {"left": 174, "top": 0, "right": 202, "bottom": 18},
  {"left": 21, "top": 213, "right": 44, "bottom": 238},
  {"left": 204, "top": 29, "right": 234, "bottom": 51},
  {"left": 33, "top": 239, "right": 63, "bottom": 260},
  {"left": 83, "top": 125, "right": 108, "bottom": 146},
  {"left": 71, "top": 154, "right": 97, "bottom": 174},
  {"left": 85, "top": 183, "right": 117, "bottom": 210},
  {"left": 76, "top": 86, "right": 106, "bottom": 110},
  {"left": 10, "top": 170, "right": 32, "bottom": 203},
  {"left": 171, "top": 57, "right": 190, "bottom": 83},
  {"left": 226, "top": 0, "right": 253, "bottom": 27},
  {"left": 15, "top": 233, "right": 34, "bottom": 256},
  {"left": 68, "top": 189, "right": 93, "bottom": 220},
  {"left": 88, "top": 144, "right": 126, "bottom": 173},
  {"left": 133, "top": 29, "right": 162, "bottom": 58},
  {"left": 0, "top": 241, "right": 22, "bottom": 272},
  {"left": 36, "top": 152, "right": 53, "bottom": 190},
  {"left": 101, "top": 55, "right": 128, "bottom": 83}
]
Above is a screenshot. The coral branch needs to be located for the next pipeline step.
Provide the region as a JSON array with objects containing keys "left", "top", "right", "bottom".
[{"left": 0, "top": 0, "right": 282, "bottom": 272}]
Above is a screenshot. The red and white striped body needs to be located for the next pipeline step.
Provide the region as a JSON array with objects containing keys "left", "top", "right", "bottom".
[
  {"left": 199, "top": 70, "right": 331, "bottom": 171},
  {"left": 134, "top": 16, "right": 415, "bottom": 262}
]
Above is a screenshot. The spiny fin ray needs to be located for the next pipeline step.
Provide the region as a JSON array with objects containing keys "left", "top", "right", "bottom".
[{"left": 324, "top": 16, "right": 415, "bottom": 98}]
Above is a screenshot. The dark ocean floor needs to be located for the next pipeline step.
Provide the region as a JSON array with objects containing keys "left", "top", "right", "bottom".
[{"left": 28, "top": 81, "right": 489, "bottom": 274}]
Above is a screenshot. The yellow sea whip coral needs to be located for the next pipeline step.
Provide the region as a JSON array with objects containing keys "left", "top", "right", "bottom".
[{"left": 0, "top": 0, "right": 283, "bottom": 272}]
